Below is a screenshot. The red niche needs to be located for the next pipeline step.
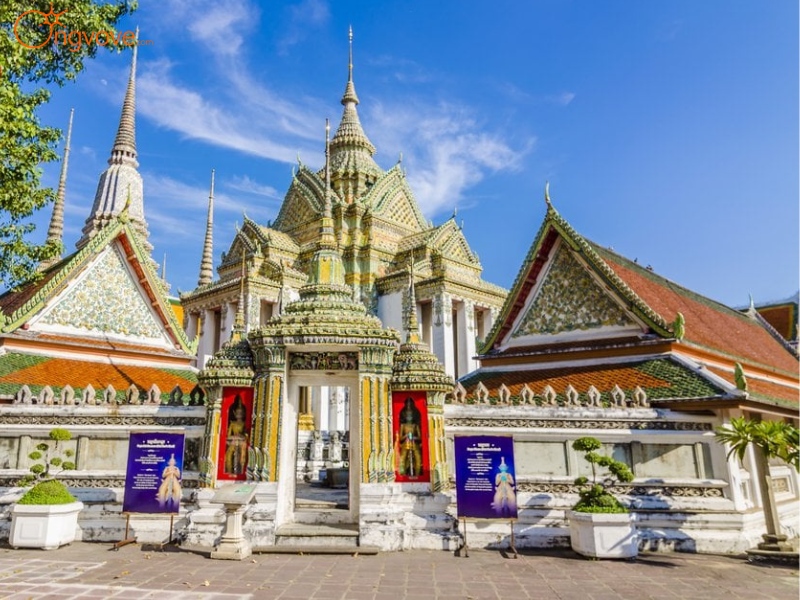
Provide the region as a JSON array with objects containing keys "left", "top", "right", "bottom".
[
  {"left": 217, "top": 387, "right": 253, "bottom": 481},
  {"left": 392, "top": 391, "right": 430, "bottom": 483}
]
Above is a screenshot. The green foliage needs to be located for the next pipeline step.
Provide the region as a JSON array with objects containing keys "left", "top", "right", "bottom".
[
  {"left": 571, "top": 436, "right": 633, "bottom": 514},
  {"left": 0, "top": 0, "right": 135, "bottom": 289},
  {"left": 18, "top": 426, "right": 76, "bottom": 489},
  {"left": 715, "top": 417, "right": 799, "bottom": 470},
  {"left": 18, "top": 479, "right": 77, "bottom": 505}
]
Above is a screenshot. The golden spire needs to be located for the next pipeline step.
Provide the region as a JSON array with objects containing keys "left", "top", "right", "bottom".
[
  {"left": 40, "top": 108, "right": 74, "bottom": 270},
  {"left": 197, "top": 169, "right": 215, "bottom": 286}
]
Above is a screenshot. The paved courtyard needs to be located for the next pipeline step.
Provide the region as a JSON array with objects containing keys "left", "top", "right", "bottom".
[{"left": 0, "top": 542, "right": 797, "bottom": 600}]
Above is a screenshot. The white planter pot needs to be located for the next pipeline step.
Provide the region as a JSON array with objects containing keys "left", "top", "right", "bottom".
[
  {"left": 10, "top": 502, "right": 84, "bottom": 550},
  {"left": 567, "top": 510, "right": 638, "bottom": 559}
]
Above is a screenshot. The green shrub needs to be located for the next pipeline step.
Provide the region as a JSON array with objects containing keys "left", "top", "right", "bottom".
[
  {"left": 571, "top": 436, "right": 633, "bottom": 514},
  {"left": 17, "top": 428, "right": 77, "bottom": 503},
  {"left": 18, "top": 480, "right": 77, "bottom": 505}
]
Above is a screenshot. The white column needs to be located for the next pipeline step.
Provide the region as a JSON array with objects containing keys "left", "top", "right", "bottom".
[
  {"left": 431, "top": 292, "right": 455, "bottom": 379},
  {"left": 315, "top": 387, "right": 330, "bottom": 431},
  {"left": 221, "top": 302, "right": 236, "bottom": 343},
  {"left": 198, "top": 309, "right": 215, "bottom": 368},
  {"left": 457, "top": 299, "right": 477, "bottom": 376}
]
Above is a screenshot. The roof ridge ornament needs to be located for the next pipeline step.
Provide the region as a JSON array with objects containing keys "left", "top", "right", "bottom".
[{"left": 544, "top": 181, "right": 551, "bottom": 207}]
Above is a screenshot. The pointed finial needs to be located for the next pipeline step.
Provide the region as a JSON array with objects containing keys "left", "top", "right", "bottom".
[
  {"left": 41, "top": 108, "right": 74, "bottom": 270},
  {"left": 748, "top": 294, "right": 755, "bottom": 312},
  {"left": 348, "top": 25, "right": 354, "bottom": 83},
  {"left": 161, "top": 252, "right": 167, "bottom": 282},
  {"left": 230, "top": 251, "right": 246, "bottom": 339},
  {"left": 341, "top": 27, "right": 359, "bottom": 105},
  {"left": 398, "top": 151, "right": 403, "bottom": 164},
  {"left": 544, "top": 181, "right": 551, "bottom": 206},
  {"left": 110, "top": 33, "right": 138, "bottom": 166},
  {"left": 452, "top": 206, "right": 458, "bottom": 219},
  {"left": 324, "top": 118, "right": 332, "bottom": 218},
  {"left": 197, "top": 169, "right": 215, "bottom": 287},
  {"left": 405, "top": 257, "right": 420, "bottom": 344}
]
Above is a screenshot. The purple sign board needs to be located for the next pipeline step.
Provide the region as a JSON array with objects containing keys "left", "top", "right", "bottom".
[
  {"left": 454, "top": 435, "right": 518, "bottom": 519},
  {"left": 122, "top": 432, "right": 185, "bottom": 514}
]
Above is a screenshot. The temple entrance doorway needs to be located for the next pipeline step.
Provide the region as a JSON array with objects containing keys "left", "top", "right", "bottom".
[
  {"left": 295, "top": 385, "right": 350, "bottom": 510},
  {"left": 275, "top": 370, "right": 360, "bottom": 528}
]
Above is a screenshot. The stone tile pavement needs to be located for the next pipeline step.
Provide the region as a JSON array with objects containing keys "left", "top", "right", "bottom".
[{"left": 0, "top": 542, "right": 797, "bottom": 600}]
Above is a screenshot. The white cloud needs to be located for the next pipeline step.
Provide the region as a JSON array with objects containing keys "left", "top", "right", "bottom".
[
  {"left": 367, "top": 100, "right": 529, "bottom": 217},
  {"left": 226, "top": 175, "right": 281, "bottom": 200},
  {"left": 136, "top": 60, "right": 320, "bottom": 164}
]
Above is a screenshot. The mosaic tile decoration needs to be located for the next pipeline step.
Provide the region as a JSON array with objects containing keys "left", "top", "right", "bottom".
[
  {"left": 39, "top": 245, "right": 164, "bottom": 339},
  {"left": 513, "top": 244, "right": 634, "bottom": 337}
]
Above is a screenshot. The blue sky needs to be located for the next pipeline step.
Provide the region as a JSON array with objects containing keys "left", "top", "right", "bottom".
[{"left": 30, "top": 0, "right": 799, "bottom": 307}]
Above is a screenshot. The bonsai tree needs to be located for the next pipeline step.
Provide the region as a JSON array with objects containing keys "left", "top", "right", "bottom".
[
  {"left": 715, "top": 417, "right": 799, "bottom": 550},
  {"left": 17, "top": 428, "right": 78, "bottom": 505},
  {"left": 572, "top": 437, "right": 634, "bottom": 513}
]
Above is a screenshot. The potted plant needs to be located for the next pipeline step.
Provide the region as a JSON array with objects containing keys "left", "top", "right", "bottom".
[
  {"left": 10, "top": 428, "right": 83, "bottom": 550},
  {"left": 567, "top": 436, "right": 637, "bottom": 559}
]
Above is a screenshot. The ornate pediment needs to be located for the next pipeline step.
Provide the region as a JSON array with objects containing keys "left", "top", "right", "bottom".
[
  {"left": 368, "top": 168, "right": 428, "bottom": 233},
  {"left": 273, "top": 169, "right": 325, "bottom": 232},
  {"left": 511, "top": 244, "right": 635, "bottom": 339},
  {"left": 432, "top": 222, "right": 480, "bottom": 267},
  {"left": 34, "top": 243, "right": 169, "bottom": 343}
]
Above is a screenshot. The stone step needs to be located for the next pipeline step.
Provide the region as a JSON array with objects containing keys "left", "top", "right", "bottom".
[
  {"left": 293, "top": 507, "right": 352, "bottom": 525},
  {"left": 274, "top": 522, "right": 361, "bottom": 550},
  {"left": 256, "top": 544, "right": 379, "bottom": 555}
]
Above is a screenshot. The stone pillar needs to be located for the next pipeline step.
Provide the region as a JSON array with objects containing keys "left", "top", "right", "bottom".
[
  {"left": 456, "top": 299, "right": 477, "bottom": 377},
  {"left": 198, "top": 309, "right": 216, "bottom": 368},
  {"left": 359, "top": 347, "right": 395, "bottom": 484},
  {"left": 221, "top": 302, "right": 236, "bottom": 344},
  {"left": 198, "top": 387, "right": 223, "bottom": 487},
  {"left": 427, "top": 390, "right": 449, "bottom": 491},
  {"left": 431, "top": 293, "right": 455, "bottom": 379}
]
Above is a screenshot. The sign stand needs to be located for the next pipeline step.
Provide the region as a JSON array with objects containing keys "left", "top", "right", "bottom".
[
  {"left": 113, "top": 513, "right": 137, "bottom": 550},
  {"left": 509, "top": 519, "right": 518, "bottom": 558},
  {"left": 459, "top": 516, "right": 469, "bottom": 558}
]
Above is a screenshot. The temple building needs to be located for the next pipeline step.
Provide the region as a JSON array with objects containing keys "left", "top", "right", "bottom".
[
  {"left": 449, "top": 193, "right": 799, "bottom": 552},
  {"left": 0, "top": 36, "right": 797, "bottom": 555},
  {"left": 180, "top": 34, "right": 506, "bottom": 382}
]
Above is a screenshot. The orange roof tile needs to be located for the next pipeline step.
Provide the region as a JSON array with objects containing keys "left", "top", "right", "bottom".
[
  {"left": 705, "top": 365, "right": 798, "bottom": 406},
  {"left": 460, "top": 358, "right": 724, "bottom": 402},
  {"left": 593, "top": 246, "right": 799, "bottom": 376},
  {"left": 0, "top": 353, "right": 197, "bottom": 395}
]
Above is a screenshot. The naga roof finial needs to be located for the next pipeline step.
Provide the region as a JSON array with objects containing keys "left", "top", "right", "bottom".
[{"left": 544, "top": 181, "right": 551, "bottom": 206}]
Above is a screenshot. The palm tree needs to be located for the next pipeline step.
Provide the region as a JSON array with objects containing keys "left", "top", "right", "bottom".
[{"left": 715, "top": 417, "right": 799, "bottom": 551}]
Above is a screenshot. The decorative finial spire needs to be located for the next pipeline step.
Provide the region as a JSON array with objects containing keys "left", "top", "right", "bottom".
[
  {"left": 348, "top": 25, "right": 353, "bottom": 83},
  {"left": 325, "top": 118, "right": 331, "bottom": 218},
  {"left": 405, "top": 258, "right": 420, "bottom": 344},
  {"left": 110, "top": 30, "right": 138, "bottom": 167},
  {"left": 41, "top": 108, "right": 74, "bottom": 270},
  {"left": 198, "top": 169, "right": 215, "bottom": 287},
  {"left": 544, "top": 181, "right": 551, "bottom": 206},
  {"left": 227, "top": 251, "right": 246, "bottom": 342},
  {"left": 78, "top": 38, "right": 150, "bottom": 251},
  {"left": 341, "top": 26, "right": 359, "bottom": 106},
  {"left": 161, "top": 252, "right": 167, "bottom": 282},
  {"left": 748, "top": 294, "right": 755, "bottom": 312}
]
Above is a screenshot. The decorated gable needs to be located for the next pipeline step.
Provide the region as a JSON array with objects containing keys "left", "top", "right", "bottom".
[
  {"left": 508, "top": 241, "right": 639, "bottom": 344},
  {"left": 31, "top": 243, "right": 173, "bottom": 347},
  {"left": 369, "top": 169, "right": 428, "bottom": 233}
]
